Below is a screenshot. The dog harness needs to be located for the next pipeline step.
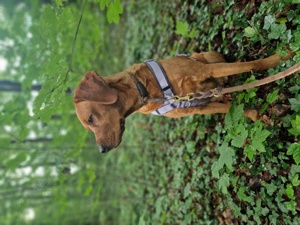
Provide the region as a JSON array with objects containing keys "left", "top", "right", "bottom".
[{"left": 145, "top": 55, "right": 212, "bottom": 115}]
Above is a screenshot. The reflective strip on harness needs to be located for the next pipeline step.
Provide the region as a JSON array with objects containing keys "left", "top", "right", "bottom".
[
  {"left": 145, "top": 56, "right": 211, "bottom": 116},
  {"left": 144, "top": 59, "right": 174, "bottom": 100}
]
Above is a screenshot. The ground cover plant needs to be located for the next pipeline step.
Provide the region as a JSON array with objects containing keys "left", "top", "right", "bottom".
[
  {"left": 123, "top": 0, "right": 300, "bottom": 224},
  {"left": 0, "top": 0, "right": 299, "bottom": 224}
]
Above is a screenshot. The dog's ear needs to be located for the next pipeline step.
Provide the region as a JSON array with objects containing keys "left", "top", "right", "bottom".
[{"left": 74, "top": 71, "right": 118, "bottom": 104}]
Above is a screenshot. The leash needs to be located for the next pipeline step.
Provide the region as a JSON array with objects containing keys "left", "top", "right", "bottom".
[{"left": 148, "top": 62, "right": 300, "bottom": 103}]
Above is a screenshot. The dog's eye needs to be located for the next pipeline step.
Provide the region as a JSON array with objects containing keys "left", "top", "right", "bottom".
[{"left": 88, "top": 115, "right": 94, "bottom": 124}]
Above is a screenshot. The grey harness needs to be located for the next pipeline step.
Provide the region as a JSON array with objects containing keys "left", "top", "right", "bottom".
[{"left": 145, "top": 55, "right": 212, "bottom": 115}]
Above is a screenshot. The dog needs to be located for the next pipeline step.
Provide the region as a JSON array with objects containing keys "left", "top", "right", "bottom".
[{"left": 74, "top": 51, "right": 285, "bottom": 153}]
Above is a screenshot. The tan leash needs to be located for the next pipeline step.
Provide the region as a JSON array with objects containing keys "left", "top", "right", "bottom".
[
  {"left": 166, "top": 62, "right": 300, "bottom": 103},
  {"left": 219, "top": 62, "right": 300, "bottom": 95}
]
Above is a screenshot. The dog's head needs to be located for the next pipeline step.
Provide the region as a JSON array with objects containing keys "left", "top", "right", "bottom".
[{"left": 74, "top": 71, "right": 126, "bottom": 153}]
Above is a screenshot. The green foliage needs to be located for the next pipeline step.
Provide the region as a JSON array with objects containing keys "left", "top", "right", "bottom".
[
  {"left": 212, "top": 143, "right": 234, "bottom": 179},
  {"left": 55, "top": 0, "right": 66, "bottom": 7},
  {"left": 263, "top": 15, "right": 276, "bottom": 30},
  {"left": 175, "top": 21, "right": 196, "bottom": 38},
  {"left": 245, "top": 121, "right": 271, "bottom": 161},
  {"left": 289, "top": 115, "right": 300, "bottom": 136},
  {"left": 268, "top": 23, "right": 287, "bottom": 40},
  {"left": 4, "top": 152, "right": 27, "bottom": 171},
  {"left": 237, "top": 76, "right": 258, "bottom": 104},
  {"left": 289, "top": 95, "right": 300, "bottom": 112},
  {"left": 1, "top": 0, "right": 300, "bottom": 224},
  {"left": 218, "top": 173, "right": 230, "bottom": 194},
  {"left": 99, "top": 0, "right": 123, "bottom": 24},
  {"left": 266, "top": 89, "right": 279, "bottom": 103},
  {"left": 244, "top": 27, "right": 256, "bottom": 38},
  {"left": 287, "top": 143, "right": 300, "bottom": 164}
]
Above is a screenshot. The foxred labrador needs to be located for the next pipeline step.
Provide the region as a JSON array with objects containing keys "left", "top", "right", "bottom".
[{"left": 74, "top": 51, "right": 285, "bottom": 153}]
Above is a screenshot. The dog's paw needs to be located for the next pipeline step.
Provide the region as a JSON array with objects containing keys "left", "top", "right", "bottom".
[
  {"left": 261, "top": 115, "right": 274, "bottom": 126},
  {"left": 244, "top": 109, "right": 259, "bottom": 122}
]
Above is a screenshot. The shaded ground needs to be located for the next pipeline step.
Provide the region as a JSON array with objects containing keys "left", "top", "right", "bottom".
[{"left": 123, "top": 0, "right": 300, "bottom": 224}]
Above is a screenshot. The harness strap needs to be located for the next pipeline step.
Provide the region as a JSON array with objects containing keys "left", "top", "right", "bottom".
[
  {"left": 143, "top": 55, "right": 300, "bottom": 116},
  {"left": 145, "top": 56, "right": 211, "bottom": 115},
  {"left": 144, "top": 60, "right": 174, "bottom": 99},
  {"left": 145, "top": 59, "right": 174, "bottom": 115}
]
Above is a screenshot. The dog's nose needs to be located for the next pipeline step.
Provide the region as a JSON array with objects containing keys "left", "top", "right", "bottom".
[{"left": 98, "top": 145, "right": 111, "bottom": 153}]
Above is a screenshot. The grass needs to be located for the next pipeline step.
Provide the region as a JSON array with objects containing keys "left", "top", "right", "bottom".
[{"left": 118, "top": 0, "right": 300, "bottom": 224}]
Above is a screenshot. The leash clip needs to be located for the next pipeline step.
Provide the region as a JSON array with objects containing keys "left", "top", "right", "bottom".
[
  {"left": 171, "top": 94, "right": 194, "bottom": 103},
  {"left": 211, "top": 88, "right": 222, "bottom": 97}
]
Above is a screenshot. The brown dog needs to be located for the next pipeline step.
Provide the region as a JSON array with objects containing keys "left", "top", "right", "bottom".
[{"left": 74, "top": 51, "right": 284, "bottom": 153}]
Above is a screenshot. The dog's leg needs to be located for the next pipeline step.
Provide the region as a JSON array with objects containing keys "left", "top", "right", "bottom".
[
  {"left": 165, "top": 102, "right": 259, "bottom": 121},
  {"left": 191, "top": 51, "right": 226, "bottom": 63},
  {"left": 191, "top": 51, "right": 228, "bottom": 85},
  {"left": 205, "top": 54, "right": 281, "bottom": 78}
]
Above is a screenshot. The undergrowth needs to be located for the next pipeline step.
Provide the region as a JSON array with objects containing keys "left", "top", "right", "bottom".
[
  {"left": 4, "top": 0, "right": 300, "bottom": 224},
  {"left": 122, "top": 0, "right": 300, "bottom": 224}
]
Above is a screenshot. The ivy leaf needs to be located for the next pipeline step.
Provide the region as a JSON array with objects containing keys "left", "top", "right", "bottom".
[
  {"left": 268, "top": 23, "right": 287, "bottom": 40},
  {"left": 225, "top": 104, "right": 244, "bottom": 126},
  {"left": 237, "top": 186, "right": 247, "bottom": 200},
  {"left": 237, "top": 186, "right": 252, "bottom": 202},
  {"left": 244, "top": 27, "right": 256, "bottom": 38},
  {"left": 263, "top": 15, "right": 275, "bottom": 30},
  {"left": 211, "top": 161, "right": 221, "bottom": 179},
  {"left": 263, "top": 182, "right": 277, "bottom": 196},
  {"left": 291, "top": 174, "right": 300, "bottom": 186},
  {"left": 266, "top": 90, "right": 279, "bottom": 103},
  {"left": 289, "top": 96, "right": 300, "bottom": 112},
  {"left": 252, "top": 140, "right": 265, "bottom": 152},
  {"left": 231, "top": 124, "right": 248, "bottom": 148},
  {"left": 183, "top": 182, "right": 191, "bottom": 198},
  {"left": 244, "top": 122, "right": 270, "bottom": 160},
  {"left": 276, "top": 17, "right": 288, "bottom": 24},
  {"left": 286, "top": 184, "right": 295, "bottom": 200},
  {"left": 244, "top": 144, "right": 256, "bottom": 161},
  {"left": 285, "top": 200, "right": 297, "bottom": 213},
  {"left": 250, "top": 122, "right": 270, "bottom": 153},
  {"left": 186, "top": 141, "right": 196, "bottom": 153},
  {"left": 218, "top": 173, "right": 230, "bottom": 194},
  {"left": 287, "top": 143, "right": 300, "bottom": 164},
  {"left": 290, "top": 33, "right": 300, "bottom": 51},
  {"left": 218, "top": 143, "right": 235, "bottom": 171},
  {"left": 289, "top": 115, "right": 300, "bottom": 136},
  {"left": 211, "top": 143, "right": 235, "bottom": 178}
]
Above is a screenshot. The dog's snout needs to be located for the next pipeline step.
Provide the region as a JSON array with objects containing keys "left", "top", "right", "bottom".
[{"left": 99, "top": 145, "right": 112, "bottom": 153}]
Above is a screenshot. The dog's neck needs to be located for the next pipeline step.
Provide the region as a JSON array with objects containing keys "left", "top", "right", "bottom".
[
  {"left": 105, "top": 63, "right": 163, "bottom": 116},
  {"left": 128, "top": 72, "right": 149, "bottom": 104}
]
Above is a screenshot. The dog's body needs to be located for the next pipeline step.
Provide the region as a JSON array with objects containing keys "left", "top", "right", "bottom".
[{"left": 74, "top": 51, "right": 284, "bottom": 152}]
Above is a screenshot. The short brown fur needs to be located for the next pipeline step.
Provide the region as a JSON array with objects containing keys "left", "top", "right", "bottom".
[{"left": 74, "top": 51, "right": 284, "bottom": 152}]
